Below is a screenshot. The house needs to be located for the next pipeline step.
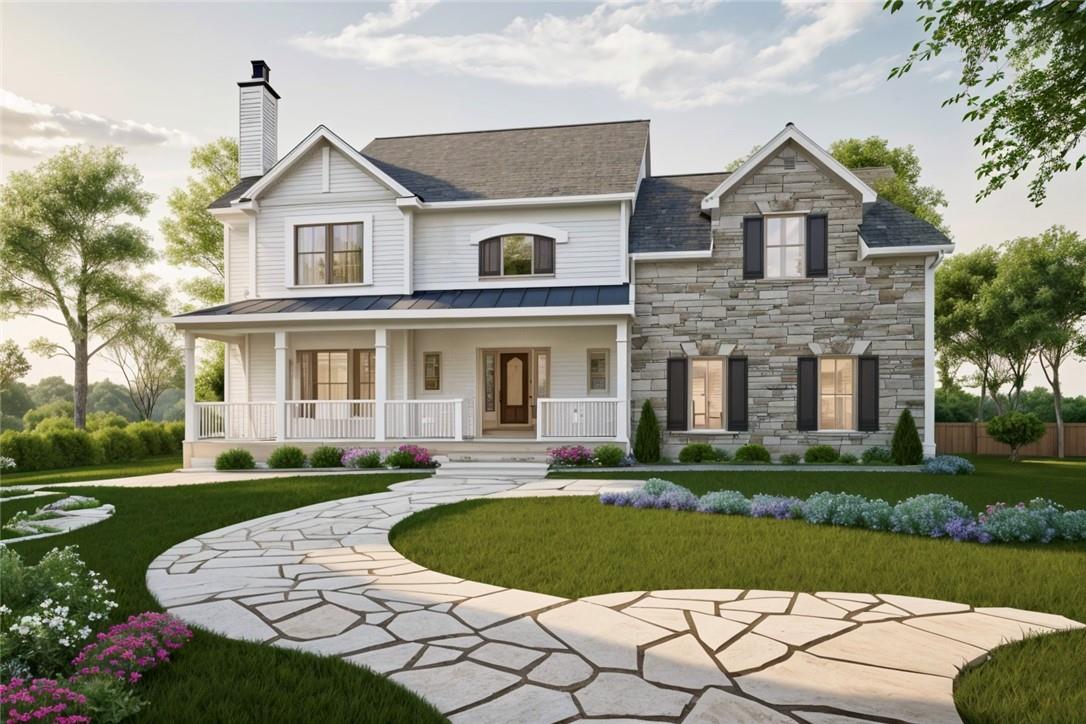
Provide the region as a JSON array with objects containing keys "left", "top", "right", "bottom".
[{"left": 171, "top": 61, "right": 952, "bottom": 467}]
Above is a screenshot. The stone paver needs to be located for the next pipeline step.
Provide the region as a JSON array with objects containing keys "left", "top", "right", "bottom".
[{"left": 147, "top": 476, "right": 1084, "bottom": 722}]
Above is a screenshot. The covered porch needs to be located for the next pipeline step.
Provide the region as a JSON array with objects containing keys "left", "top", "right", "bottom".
[{"left": 180, "top": 317, "right": 630, "bottom": 465}]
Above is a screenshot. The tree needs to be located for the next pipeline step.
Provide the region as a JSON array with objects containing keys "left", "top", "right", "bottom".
[
  {"left": 886, "top": 0, "right": 1086, "bottom": 205},
  {"left": 989, "top": 227, "right": 1086, "bottom": 457},
  {"left": 195, "top": 344, "right": 225, "bottom": 402},
  {"left": 829, "top": 137, "right": 948, "bottom": 233},
  {"left": 0, "top": 340, "right": 29, "bottom": 390},
  {"left": 1, "top": 381, "right": 34, "bottom": 430},
  {"left": 106, "top": 322, "right": 184, "bottom": 421},
  {"left": 890, "top": 408, "right": 923, "bottom": 464},
  {"left": 633, "top": 400, "right": 661, "bottom": 463},
  {"left": 987, "top": 411, "right": 1046, "bottom": 462},
  {"left": 22, "top": 399, "right": 73, "bottom": 431},
  {"left": 161, "top": 138, "right": 238, "bottom": 306},
  {"left": 0, "top": 146, "right": 164, "bottom": 428},
  {"left": 725, "top": 145, "right": 761, "bottom": 172},
  {"left": 28, "top": 376, "right": 73, "bottom": 407}
]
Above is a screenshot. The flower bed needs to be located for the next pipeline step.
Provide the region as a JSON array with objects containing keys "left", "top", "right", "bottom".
[
  {"left": 338, "top": 445, "right": 439, "bottom": 469},
  {"left": 548, "top": 444, "right": 633, "bottom": 468},
  {"left": 70, "top": 612, "right": 192, "bottom": 685},
  {"left": 600, "top": 480, "right": 1086, "bottom": 545}
]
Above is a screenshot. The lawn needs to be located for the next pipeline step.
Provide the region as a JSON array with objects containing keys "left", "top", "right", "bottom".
[
  {"left": 0, "top": 454, "right": 182, "bottom": 487},
  {"left": 392, "top": 456, "right": 1086, "bottom": 724},
  {"left": 6, "top": 471, "right": 444, "bottom": 724},
  {"left": 1, "top": 492, "right": 64, "bottom": 536}
]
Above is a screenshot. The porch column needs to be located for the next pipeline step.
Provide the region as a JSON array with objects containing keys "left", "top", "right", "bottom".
[
  {"left": 616, "top": 320, "right": 630, "bottom": 443},
  {"left": 183, "top": 332, "right": 197, "bottom": 442},
  {"left": 375, "top": 328, "right": 388, "bottom": 441},
  {"left": 274, "top": 331, "right": 287, "bottom": 442},
  {"left": 923, "top": 256, "right": 938, "bottom": 456}
]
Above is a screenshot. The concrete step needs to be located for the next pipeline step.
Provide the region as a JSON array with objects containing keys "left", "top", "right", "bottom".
[
  {"left": 434, "top": 460, "right": 550, "bottom": 479},
  {"left": 442, "top": 451, "right": 551, "bottom": 464}
]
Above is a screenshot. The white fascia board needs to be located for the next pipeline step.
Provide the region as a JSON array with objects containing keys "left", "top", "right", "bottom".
[
  {"left": 701, "top": 124, "right": 876, "bottom": 210},
  {"left": 630, "top": 249, "right": 713, "bottom": 261},
  {"left": 242, "top": 125, "right": 416, "bottom": 203},
  {"left": 208, "top": 206, "right": 253, "bottom": 221},
  {"left": 398, "top": 192, "right": 634, "bottom": 210},
  {"left": 468, "top": 223, "right": 570, "bottom": 244},
  {"left": 169, "top": 304, "right": 634, "bottom": 327},
  {"left": 859, "top": 234, "right": 955, "bottom": 260}
]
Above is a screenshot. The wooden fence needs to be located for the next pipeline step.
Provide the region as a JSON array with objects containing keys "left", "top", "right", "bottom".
[{"left": 935, "top": 422, "right": 1086, "bottom": 457}]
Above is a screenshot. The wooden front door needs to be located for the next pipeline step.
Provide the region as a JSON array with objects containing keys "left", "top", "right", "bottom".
[{"left": 499, "top": 352, "right": 530, "bottom": 424}]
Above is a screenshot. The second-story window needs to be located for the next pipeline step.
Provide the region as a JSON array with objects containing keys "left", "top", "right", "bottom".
[
  {"left": 295, "top": 222, "right": 363, "bottom": 285},
  {"left": 479, "top": 234, "right": 555, "bottom": 277},
  {"left": 765, "top": 215, "right": 805, "bottom": 279}
]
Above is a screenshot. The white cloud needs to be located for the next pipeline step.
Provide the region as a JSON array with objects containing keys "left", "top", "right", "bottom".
[
  {"left": 0, "top": 88, "right": 196, "bottom": 158},
  {"left": 293, "top": 0, "right": 876, "bottom": 109},
  {"left": 823, "top": 56, "right": 897, "bottom": 99}
]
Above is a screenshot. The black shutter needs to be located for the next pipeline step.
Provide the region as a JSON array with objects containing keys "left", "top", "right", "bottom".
[
  {"left": 666, "top": 358, "right": 688, "bottom": 431},
  {"left": 857, "top": 356, "right": 879, "bottom": 431},
  {"left": 726, "top": 357, "right": 748, "bottom": 431},
  {"left": 797, "top": 356, "right": 818, "bottom": 431},
  {"left": 742, "top": 217, "right": 764, "bottom": 279},
  {"left": 534, "top": 236, "right": 555, "bottom": 274},
  {"left": 806, "top": 214, "right": 828, "bottom": 277},
  {"left": 479, "top": 237, "right": 500, "bottom": 276}
]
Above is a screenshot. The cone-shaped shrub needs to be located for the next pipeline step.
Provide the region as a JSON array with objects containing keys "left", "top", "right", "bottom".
[
  {"left": 633, "top": 400, "right": 661, "bottom": 463},
  {"left": 891, "top": 409, "right": 923, "bottom": 465}
]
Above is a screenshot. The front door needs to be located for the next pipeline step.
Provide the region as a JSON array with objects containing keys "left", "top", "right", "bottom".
[{"left": 499, "top": 352, "right": 530, "bottom": 424}]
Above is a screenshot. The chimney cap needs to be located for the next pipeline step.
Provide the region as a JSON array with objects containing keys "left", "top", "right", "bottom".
[{"left": 251, "top": 60, "right": 270, "bottom": 81}]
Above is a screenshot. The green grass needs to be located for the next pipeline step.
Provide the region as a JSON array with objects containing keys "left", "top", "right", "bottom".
[
  {"left": 1, "top": 493, "right": 63, "bottom": 534},
  {"left": 7, "top": 472, "right": 444, "bottom": 724},
  {"left": 0, "top": 454, "right": 182, "bottom": 487},
  {"left": 392, "top": 459, "right": 1086, "bottom": 724},
  {"left": 550, "top": 456, "right": 1086, "bottom": 509}
]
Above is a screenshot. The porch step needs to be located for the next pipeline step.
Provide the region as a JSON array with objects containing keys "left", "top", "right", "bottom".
[
  {"left": 442, "top": 451, "right": 551, "bottom": 464},
  {"left": 434, "top": 460, "right": 550, "bottom": 479}
]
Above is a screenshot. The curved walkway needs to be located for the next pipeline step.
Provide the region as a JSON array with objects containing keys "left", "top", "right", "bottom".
[{"left": 147, "top": 477, "right": 1082, "bottom": 724}]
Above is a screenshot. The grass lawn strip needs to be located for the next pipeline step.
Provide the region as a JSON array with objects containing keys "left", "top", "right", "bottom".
[
  {"left": 0, "top": 454, "right": 182, "bottom": 487},
  {"left": 6, "top": 472, "right": 443, "bottom": 724}
]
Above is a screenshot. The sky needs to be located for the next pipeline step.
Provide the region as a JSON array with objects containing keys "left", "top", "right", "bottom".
[{"left": 2, "top": 0, "right": 1084, "bottom": 393}]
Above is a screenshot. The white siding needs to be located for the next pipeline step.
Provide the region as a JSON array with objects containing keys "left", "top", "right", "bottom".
[
  {"left": 226, "top": 219, "right": 249, "bottom": 302},
  {"left": 412, "top": 204, "right": 625, "bottom": 290},
  {"left": 225, "top": 341, "right": 247, "bottom": 402},
  {"left": 238, "top": 86, "right": 276, "bottom": 178},
  {"left": 247, "top": 334, "right": 276, "bottom": 401},
  {"left": 254, "top": 142, "right": 406, "bottom": 297}
]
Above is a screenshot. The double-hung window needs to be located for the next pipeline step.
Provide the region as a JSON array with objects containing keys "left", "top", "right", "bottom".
[
  {"left": 295, "top": 222, "right": 364, "bottom": 285},
  {"left": 819, "top": 357, "right": 855, "bottom": 430},
  {"left": 764, "top": 215, "right": 805, "bottom": 279},
  {"left": 479, "top": 235, "right": 556, "bottom": 277},
  {"left": 690, "top": 358, "right": 725, "bottom": 430}
]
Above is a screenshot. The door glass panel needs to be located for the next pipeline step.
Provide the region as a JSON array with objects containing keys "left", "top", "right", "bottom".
[
  {"left": 484, "top": 353, "right": 496, "bottom": 412},
  {"left": 506, "top": 357, "right": 523, "bottom": 406},
  {"left": 535, "top": 352, "right": 549, "bottom": 398}
]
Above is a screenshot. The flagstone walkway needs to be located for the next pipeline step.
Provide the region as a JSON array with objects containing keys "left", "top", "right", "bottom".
[{"left": 146, "top": 476, "right": 1083, "bottom": 724}]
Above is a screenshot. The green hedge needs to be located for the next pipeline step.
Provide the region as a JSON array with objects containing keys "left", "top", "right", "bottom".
[{"left": 0, "top": 420, "right": 183, "bottom": 472}]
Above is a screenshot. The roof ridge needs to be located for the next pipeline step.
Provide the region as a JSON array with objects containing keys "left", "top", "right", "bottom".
[
  {"left": 368, "top": 118, "right": 650, "bottom": 142},
  {"left": 650, "top": 171, "right": 729, "bottom": 179}
]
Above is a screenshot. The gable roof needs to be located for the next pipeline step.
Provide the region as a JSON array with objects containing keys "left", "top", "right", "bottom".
[
  {"left": 860, "top": 198, "right": 952, "bottom": 249},
  {"left": 360, "top": 120, "right": 649, "bottom": 202},
  {"left": 209, "top": 176, "right": 260, "bottom": 209},
  {"left": 629, "top": 173, "right": 726, "bottom": 254},
  {"left": 701, "top": 124, "right": 876, "bottom": 210}
]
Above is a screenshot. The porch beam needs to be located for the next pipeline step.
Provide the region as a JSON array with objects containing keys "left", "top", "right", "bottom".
[
  {"left": 375, "top": 328, "right": 388, "bottom": 441},
  {"left": 184, "top": 332, "right": 197, "bottom": 442},
  {"left": 274, "top": 331, "right": 288, "bottom": 442}
]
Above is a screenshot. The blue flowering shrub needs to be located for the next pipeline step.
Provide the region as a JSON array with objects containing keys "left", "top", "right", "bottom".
[
  {"left": 921, "top": 455, "right": 975, "bottom": 475},
  {"left": 978, "top": 498, "right": 1073, "bottom": 543},
  {"left": 891, "top": 494, "right": 973, "bottom": 537},
  {"left": 750, "top": 494, "right": 805, "bottom": 520},
  {"left": 697, "top": 490, "right": 752, "bottom": 515},
  {"left": 1056, "top": 509, "right": 1086, "bottom": 540},
  {"left": 600, "top": 479, "right": 698, "bottom": 511},
  {"left": 804, "top": 492, "right": 893, "bottom": 529}
]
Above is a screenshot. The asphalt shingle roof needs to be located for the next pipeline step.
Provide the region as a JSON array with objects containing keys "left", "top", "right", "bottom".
[
  {"left": 208, "top": 176, "right": 261, "bottom": 209},
  {"left": 860, "top": 198, "right": 952, "bottom": 248},
  {"left": 629, "top": 173, "right": 726, "bottom": 253},
  {"left": 359, "top": 120, "right": 650, "bottom": 202},
  {"left": 177, "top": 284, "right": 630, "bottom": 317}
]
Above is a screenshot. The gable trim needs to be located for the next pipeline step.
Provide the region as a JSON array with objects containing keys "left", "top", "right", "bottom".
[
  {"left": 700, "top": 124, "right": 876, "bottom": 211},
  {"left": 397, "top": 192, "right": 635, "bottom": 210},
  {"left": 858, "top": 235, "right": 955, "bottom": 260},
  {"left": 242, "top": 126, "right": 416, "bottom": 203},
  {"left": 468, "top": 223, "right": 570, "bottom": 245}
]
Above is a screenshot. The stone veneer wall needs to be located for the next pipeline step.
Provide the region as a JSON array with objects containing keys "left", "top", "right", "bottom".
[{"left": 631, "top": 142, "right": 927, "bottom": 457}]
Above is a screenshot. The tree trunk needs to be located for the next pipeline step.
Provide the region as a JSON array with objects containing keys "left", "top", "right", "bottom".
[
  {"left": 976, "top": 364, "right": 988, "bottom": 422},
  {"left": 73, "top": 335, "right": 88, "bottom": 428},
  {"left": 1052, "top": 364, "right": 1064, "bottom": 459}
]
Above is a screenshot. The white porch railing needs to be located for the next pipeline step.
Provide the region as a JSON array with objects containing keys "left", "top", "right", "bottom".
[
  {"left": 285, "top": 400, "right": 376, "bottom": 440},
  {"left": 385, "top": 399, "right": 472, "bottom": 440},
  {"left": 196, "top": 402, "right": 276, "bottom": 440},
  {"left": 537, "top": 398, "right": 620, "bottom": 439}
]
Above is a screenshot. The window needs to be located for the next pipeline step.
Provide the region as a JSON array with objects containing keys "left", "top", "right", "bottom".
[
  {"left": 764, "top": 215, "right": 805, "bottom": 279},
  {"left": 423, "top": 352, "right": 441, "bottom": 391},
  {"left": 587, "top": 350, "right": 608, "bottom": 394},
  {"left": 356, "top": 350, "right": 375, "bottom": 399},
  {"left": 299, "top": 351, "right": 350, "bottom": 400},
  {"left": 690, "top": 358, "right": 725, "bottom": 430},
  {"left": 294, "top": 222, "right": 363, "bottom": 285},
  {"left": 819, "top": 357, "right": 855, "bottom": 430},
  {"left": 479, "top": 235, "right": 555, "bottom": 277}
]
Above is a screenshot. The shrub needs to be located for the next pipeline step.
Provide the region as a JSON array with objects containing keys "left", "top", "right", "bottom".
[
  {"left": 91, "top": 428, "right": 146, "bottom": 463},
  {"left": 162, "top": 421, "right": 185, "bottom": 453},
  {"left": 341, "top": 448, "right": 381, "bottom": 469},
  {"left": 214, "top": 448, "right": 255, "bottom": 471},
  {"left": 632, "top": 400, "right": 661, "bottom": 463},
  {"left": 1, "top": 430, "right": 63, "bottom": 472},
  {"left": 803, "top": 492, "right": 881, "bottom": 527},
  {"left": 35, "top": 416, "right": 76, "bottom": 434},
  {"left": 678, "top": 442, "right": 717, "bottom": 463},
  {"left": 44, "top": 429, "right": 102, "bottom": 468},
  {"left": 642, "top": 477, "right": 678, "bottom": 496},
  {"left": 267, "top": 446, "right": 306, "bottom": 469},
  {"left": 85, "top": 412, "right": 129, "bottom": 432},
  {"left": 891, "top": 493, "right": 972, "bottom": 537},
  {"left": 0, "top": 677, "right": 92, "bottom": 723},
  {"left": 0, "top": 546, "right": 118, "bottom": 679},
  {"left": 385, "top": 444, "right": 437, "bottom": 469},
  {"left": 979, "top": 498, "right": 1062, "bottom": 543},
  {"left": 70, "top": 612, "right": 192, "bottom": 685},
  {"left": 593, "top": 444, "right": 626, "bottom": 467},
  {"left": 1055, "top": 510, "right": 1086, "bottom": 541},
  {"left": 861, "top": 446, "right": 893, "bottom": 465},
  {"left": 779, "top": 452, "right": 801, "bottom": 465},
  {"left": 750, "top": 494, "right": 805, "bottom": 519},
  {"left": 712, "top": 447, "right": 732, "bottom": 462},
  {"left": 734, "top": 443, "right": 770, "bottom": 463},
  {"left": 922, "top": 455, "right": 975, "bottom": 475},
  {"left": 23, "top": 400, "right": 73, "bottom": 431},
  {"left": 67, "top": 674, "right": 145, "bottom": 723},
  {"left": 987, "top": 411, "right": 1046, "bottom": 462},
  {"left": 890, "top": 409, "right": 923, "bottom": 465},
  {"left": 600, "top": 479, "right": 698, "bottom": 511},
  {"left": 804, "top": 445, "right": 839, "bottom": 464},
  {"left": 838, "top": 452, "right": 859, "bottom": 465},
  {"left": 309, "top": 446, "right": 343, "bottom": 468},
  {"left": 547, "top": 445, "right": 594, "bottom": 467},
  {"left": 697, "top": 490, "right": 751, "bottom": 515},
  {"left": 126, "top": 422, "right": 171, "bottom": 457}
]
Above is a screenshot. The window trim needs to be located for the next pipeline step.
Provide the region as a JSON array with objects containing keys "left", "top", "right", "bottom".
[
  {"left": 478, "top": 234, "right": 556, "bottom": 278},
  {"left": 283, "top": 213, "right": 373, "bottom": 288},
  {"left": 764, "top": 213, "right": 807, "bottom": 280},
  {"left": 423, "top": 351, "right": 442, "bottom": 392},
  {"left": 586, "top": 348, "right": 609, "bottom": 395},
  {"left": 688, "top": 356, "right": 727, "bottom": 431},
  {"left": 818, "top": 356, "right": 858, "bottom": 432}
]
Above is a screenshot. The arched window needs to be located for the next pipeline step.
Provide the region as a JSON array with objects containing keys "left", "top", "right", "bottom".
[{"left": 479, "top": 234, "right": 556, "bottom": 277}]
